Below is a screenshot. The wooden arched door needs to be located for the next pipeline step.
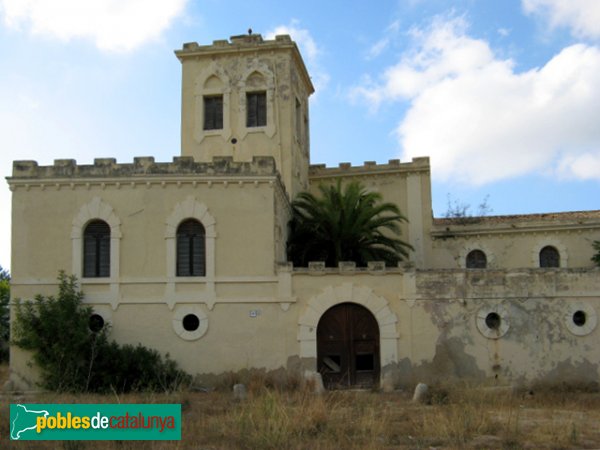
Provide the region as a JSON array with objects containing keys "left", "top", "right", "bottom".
[{"left": 317, "top": 303, "right": 380, "bottom": 389}]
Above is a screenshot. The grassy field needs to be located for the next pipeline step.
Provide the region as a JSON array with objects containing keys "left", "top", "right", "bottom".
[{"left": 2, "top": 364, "right": 600, "bottom": 449}]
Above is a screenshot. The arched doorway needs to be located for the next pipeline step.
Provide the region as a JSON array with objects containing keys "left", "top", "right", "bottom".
[{"left": 317, "top": 303, "right": 380, "bottom": 389}]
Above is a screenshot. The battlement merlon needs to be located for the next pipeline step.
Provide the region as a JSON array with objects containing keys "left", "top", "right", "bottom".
[
  {"left": 309, "top": 157, "right": 430, "bottom": 178},
  {"left": 8, "top": 156, "right": 278, "bottom": 180},
  {"left": 175, "top": 34, "right": 315, "bottom": 95}
]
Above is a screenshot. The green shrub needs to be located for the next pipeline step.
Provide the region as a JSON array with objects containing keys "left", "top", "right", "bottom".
[
  {"left": 0, "top": 266, "right": 9, "bottom": 362},
  {"left": 12, "top": 272, "right": 190, "bottom": 393},
  {"left": 592, "top": 241, "right": 600, "bottom": 267}
]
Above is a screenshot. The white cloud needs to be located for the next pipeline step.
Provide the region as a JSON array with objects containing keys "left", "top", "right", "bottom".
[
  {"left": 366, "top": 20, "right": 401, "bottom": 59},
  {"left": 0, "top": 0, "right": 188, "bottom": 52},
  {"left": 266, "top": 20, "right": 329, "bottom": 94},
  {"left": 353, "top": 17, "right": 600, "bottom": 185},
  {"left": 523, "top": 0, "right": 600, "bottom": 39}
]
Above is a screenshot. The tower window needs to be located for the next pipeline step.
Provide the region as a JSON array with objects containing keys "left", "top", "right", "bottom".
[
  {"left": 466, "top": 249, "right": 487, "bottom": 269},
  {"left": 539, "top": 246, "right": 560, "bottom": 268},
  {"left": 246, "top": 92, "right": 266, "bottom": 127},
  {"left": 295, "top": 98, "right": 302, "bottom": 140},
  {"left": 83, "top": 220, "right": 110, "bottom": 278},
  {"left": 177, "top": 219, "right": 206, "bottom": 277},
  {"left": 203, "top": 95, "right": 223, "bottom": 130}
]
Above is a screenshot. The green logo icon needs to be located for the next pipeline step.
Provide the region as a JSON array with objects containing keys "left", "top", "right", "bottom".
[{"left": 10, "top": 404, "right": 181, "bottom": 440}]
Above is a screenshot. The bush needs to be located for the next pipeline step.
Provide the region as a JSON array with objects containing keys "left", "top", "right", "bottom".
[
  {"left": 12, "top": 272, "right": 190, "bottom": 393},
  {"left": 592, "top": 241, "right": 600, "bottom": 267},
  {"left": 0, "top": 266, "right": 9, "bottom": 362}
]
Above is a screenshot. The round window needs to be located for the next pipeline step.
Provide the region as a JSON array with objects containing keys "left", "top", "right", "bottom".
[
  {"left": 172, "top": 307, "right": 208, "bottom": 340},
  {"left": 572, "top": 310, "right": 586, "bottom": 327},
  {"left": 89, "top": 314, "right": 105, "bottom": 332},
  {"left": 485, "top": 312, "right": 501, "bottom": 330},
  {"left": 476, "top": 305, "right": 509, "bottom": 339},
  {"left": 182, "top": 314, "right": 200, "bottom": 331}
]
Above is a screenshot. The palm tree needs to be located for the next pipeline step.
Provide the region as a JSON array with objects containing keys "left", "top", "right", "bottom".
[{"left": 287, "top": 180, "right": 413, "bottom": 267}]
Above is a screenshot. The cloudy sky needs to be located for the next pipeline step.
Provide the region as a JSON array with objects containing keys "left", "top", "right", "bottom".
[{"left": 1, "top": 0, "right": 600, "bottom": 270}]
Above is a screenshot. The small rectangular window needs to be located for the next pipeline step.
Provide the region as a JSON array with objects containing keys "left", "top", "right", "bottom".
[
  {"left": 203, "top": 95, "right": 223, "bottom": 130},
  {"left": 295, "top": 98, "right": 302, "bottom": 141},
  {"left": 246, "top": 92, "right": 266, "bottom": 127}
]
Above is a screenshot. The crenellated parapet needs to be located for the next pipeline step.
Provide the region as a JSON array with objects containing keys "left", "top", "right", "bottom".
[
  {"left": 309, "top": 157, "right": 430, "bottom": 179},
  {"left": 10, "top": 155, "right": 277, "bottom": 180}
]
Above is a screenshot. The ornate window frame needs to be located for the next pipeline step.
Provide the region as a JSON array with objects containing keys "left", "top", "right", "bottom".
[
  {"left": 238, "top": 62, "right": 276, "bottom": 138},
  {"left": 71, "top": 197, "right": 121, "bottom": 282},
  {"left": 165, "top": 196, "right": 216, "bottom": 282},
  {"left": 193, "top": 62, "right": 231, "bottom": 143}
]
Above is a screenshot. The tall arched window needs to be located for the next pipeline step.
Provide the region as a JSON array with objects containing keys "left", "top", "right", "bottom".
[
  {"left": 177, "top": 219, "right": 206, "bottom": 277},
  {"left": 83, "top": 220, "right": 110, "bottom": 278},
  {"left": 539, "top": 246, "right": 560, "bottom": 268},
  {"left": 466, "top": 249, "right": 487, "bottom": 269}
]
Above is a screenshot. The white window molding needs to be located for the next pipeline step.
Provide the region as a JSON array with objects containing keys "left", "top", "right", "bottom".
[
  {"left": 193, "top": 62, "right": 231, "bottom": 144},
  {"left": 165, "top": 196, "right": 216, "bottom": 309},
  {"left": 71, "top": 197, "right": 121, "bottom": 283}
]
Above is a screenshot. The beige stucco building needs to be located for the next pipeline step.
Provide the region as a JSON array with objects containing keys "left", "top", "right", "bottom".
[{"left": 6, "top": 33, "right": 600, "bottom": 390}]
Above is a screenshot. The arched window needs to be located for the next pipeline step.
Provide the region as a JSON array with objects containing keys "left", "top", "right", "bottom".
[
  {"left": 83, "top": 220, "right": 110, "bottom": 278},
  {"left": 466, "top": 249, "right": 487, "bottom": 269},
  {"left": 539, "top": 246, "right": 560, "bottom": 268},
  {"left": 177, "top": 219, "right": 206, "bottom": 277}
]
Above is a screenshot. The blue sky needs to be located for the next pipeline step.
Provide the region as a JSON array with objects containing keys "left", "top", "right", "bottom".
[{"left": 1, "top": 0, "right": 600, "bottom": 271}]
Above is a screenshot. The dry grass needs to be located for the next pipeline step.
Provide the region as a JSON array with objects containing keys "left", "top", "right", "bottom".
[{"left": 2, "top": 366, "right": 600, "bottom": 449}]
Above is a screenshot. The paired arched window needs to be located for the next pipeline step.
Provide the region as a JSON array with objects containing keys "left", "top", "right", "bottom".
[
  {"left": 176, "top": 219, "right": 206, "bottom": 277},
  {"left": 539, "top": 246, "right": 560, "bottom": 268},
  {"left": 83, "top": 220, "right": 110, "bottom": 278},
  {"left": 466, "top": 249, "right": 487, "bottom": 269}
]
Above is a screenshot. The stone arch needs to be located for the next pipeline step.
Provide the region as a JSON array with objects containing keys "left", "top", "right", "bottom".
[
  {"left": 203, "top": 74, "right": 223, "bottom": 90},
  {"left": 165, "top": 196, "right": 216, "bottom": 280},
  {"left": 246, "top": 70, "right": 265, "bottom": 88},
  {"left": 531, "top": 238, "right": 568, "bottom": 268},
  {"left": 297, "top": 283, "right": 399, "bottom": 367},
  {"left": 194, "top": 62, "right": 231, "bottom": 95},
  {"left": 459, "top": 242, "right": 495, "bottom": 269},
  {"left": 71, "top": 197, "right": 121, "bottom": 280}
]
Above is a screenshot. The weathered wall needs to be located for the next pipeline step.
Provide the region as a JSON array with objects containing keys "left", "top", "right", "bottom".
[{"left": 430, "top": 213, "right": 600, "bottom": 269}]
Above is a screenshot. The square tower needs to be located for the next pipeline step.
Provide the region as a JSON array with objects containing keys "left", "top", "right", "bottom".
[{"left": 175, "top": 34, "right": 314, "bottom": 198}]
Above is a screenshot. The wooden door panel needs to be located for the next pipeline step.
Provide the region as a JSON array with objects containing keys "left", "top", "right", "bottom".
[{"left": 317, "top": 303, "right": 380, "bottom": 389}]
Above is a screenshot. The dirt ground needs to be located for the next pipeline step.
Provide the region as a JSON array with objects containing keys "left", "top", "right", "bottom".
[{"left": 2, "top": 364, "right": 600, "bottom": 449}]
